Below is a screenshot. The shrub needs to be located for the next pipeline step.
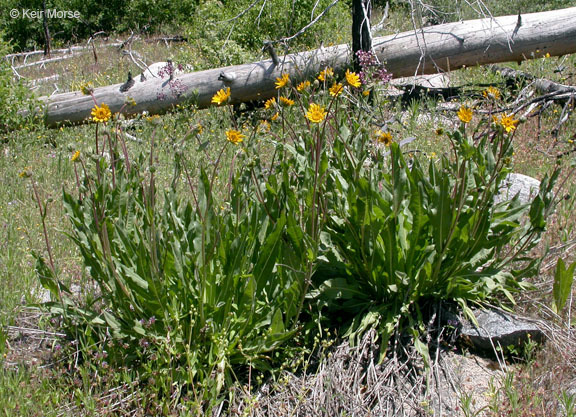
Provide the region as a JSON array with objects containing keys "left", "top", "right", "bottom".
[{"left": 0, "top": 33, "right": 40, "bottom": 133}]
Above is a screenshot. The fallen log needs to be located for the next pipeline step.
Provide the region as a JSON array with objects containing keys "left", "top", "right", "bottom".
[{"left": 36, "top": 7, "right": 576, "bottom": 127}]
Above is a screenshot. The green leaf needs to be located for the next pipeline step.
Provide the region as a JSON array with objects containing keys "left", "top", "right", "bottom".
[
  {"left": 269, "top": 309, "right": 285, "bottom": 335},
  {"left": 552, "top": 258, "right": 576, "bottom": 314}
]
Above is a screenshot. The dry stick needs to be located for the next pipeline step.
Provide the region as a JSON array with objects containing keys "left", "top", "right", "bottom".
[
  {"left": 371, "top": 1, "right": 390, "bottom": 33},
  {"left": 31, "top": 181, "right": 55, "bottom": 271},
  {"left": 3, "top": 43, "right": 124, "bottom": 61},
  {"left": 13, "top": 54, "right": 75, "bottom": 69},
  {"left": 276, "top": 0, "right": 340, "bottom": 44},
  {"left": 552, "top": 93, "right": 575, "bottom": 136}
]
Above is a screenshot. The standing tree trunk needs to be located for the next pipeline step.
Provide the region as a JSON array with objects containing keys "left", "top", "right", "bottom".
[
  {"left": 352, "top": 0, "right": 372, "bottom": 71},
  {"left": 42, "top": 0, "right": 51, "bottom": 58}
]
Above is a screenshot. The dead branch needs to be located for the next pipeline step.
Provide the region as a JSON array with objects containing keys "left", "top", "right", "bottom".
[
  {"left": 371, "top": 1, "right": 390, "bottom": 33},
  {"left": 276, "top": 0, "right": 340, "bottom": 44},
  {"left": 13, "top": 54, "right": 77, "bottom": 69},
  {"left": 143, "top": 35, "right": 188, "bottom": 44},
  {"left": 27, "top": 74, "right": 60, "bottom": 87}
]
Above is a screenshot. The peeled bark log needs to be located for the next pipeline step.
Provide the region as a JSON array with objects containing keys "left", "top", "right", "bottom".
[{"left": 38, "top": 7, "right": 576, "bottom": 127}]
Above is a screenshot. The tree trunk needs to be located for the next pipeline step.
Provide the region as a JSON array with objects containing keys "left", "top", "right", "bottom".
[
  {"left": 37, "top": 7, "right": 576, "bottom": 127},
  {"left": 42, "top": 0, "right": 51, "bottom": 58},
  {"left": 352, "top": 0, "right": 372, "bottom": 72}
]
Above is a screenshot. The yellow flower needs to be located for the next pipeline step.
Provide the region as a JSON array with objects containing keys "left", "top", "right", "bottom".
[
  {"left": 80, "top": 82, "right": 94, "bottom": 95},
  {"left": 264, "top": 97, "right": 276, "bottom": 109},
  {"left": 91, "top": 103, "right": 112, "bottom": 123},
  {"left": 211, "top": 87, "right": 231, "bottom": 105},
  {"left": 271, "top": 112, "right": 280, "bottom": 121},
  {"left": 375, "top": 130, "right": 393, "bottom": 146},
  {"left": 146, "top": 115, "right": 162, "bottom": 125},
  {"left": 345, "top": 69, "right": 361, "bottom": 88},
  {"left": 545, "top": 52, "right": 551, "bottom": 58},
  {"left": 305, "top": 103, "right": 327, "bottom": 123},
  {"left": 275, "top": 73, "right": 290, "bottom": 89},
  {"left": 18, "top": 168, "right": 32, "bottom": 178},
  {"left": 71, "top": 150, "right": 81, "bottom": 162},
  {"left": 329, "top": 83, "right": 344, "bottom": 97},
  {"left": 279, "top": 96, "right": 295, "bottom": 106},
  {"left": 457, "top": 106, "right": 473, "bottom": 124},
  {"left": 497, "top": 113, "right": 519, "bottom": 133},
  {"left": 317, "top": 67, "right": 334, "bottom": 82},
  {"left": 225, "top": 129, "right": 245, "bottom": 145},
  {"left": 259, "top": 120, "right": 271, "bottom": 132},
  {"left": 362, "top": 90, "right": 370, "bottom": 97},
  {"left": 482, "top": 86, "right": 501, "bottom": 100},
  {"left": 296, "top": 80, "right": 311, "bottom": 92}
]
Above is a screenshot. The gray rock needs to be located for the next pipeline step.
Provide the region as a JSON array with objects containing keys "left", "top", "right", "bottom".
[
  {"left": 459, "top": 309, "right": 545, "bottom": 353},
  {"left": 495, "top": 173, "right": 540, "bottom": 204}
]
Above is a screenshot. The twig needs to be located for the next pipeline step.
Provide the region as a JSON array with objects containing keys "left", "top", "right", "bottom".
[
  {"left": 223, "top": 0, "right": 264, "bottom": 23},
  {"left": 13, "top": 54, "right": 75, "bottom": 69},
  {"left": 275, "top": 0, "right": 340, "bottom": 44},
  {"left": 551, "top": 93, "right": 575, "bottom": 137},
  {"left": 124, "top": 132, "right": 143, "bottom": 143},
  {"left": 6, "top": 326, "right": 66, "bottom": 338},
  {"left": 371, "top": 1, "right": 390, "bottom": 33}
]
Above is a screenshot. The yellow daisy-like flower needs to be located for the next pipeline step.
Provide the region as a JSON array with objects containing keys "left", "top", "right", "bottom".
[
  {"left": 264, "top": 97, "right": 276, "bottom": 109},
  {"left": 296, "top": 80, "right": 311, "bottom": 92},
  {"left": 376, "top": 130, "right": 393, "bottom": 146},
  {"left": 225, "top": 129, "right": 245, "bottom": 145},
  {"left": 362, "top": 90, "right": 370, "bottom": 97},
  {"left": 457, "top": 106, "right": 473, "bottom": 124},
  {"left": 279, "top": 96, "right": 295, "bottom": 106},
  {"left": 496, "top": 113, "right": 519, "bottom": 133},
  {"left": 305, "top": 103, "right": 327, "bottom": 124},
  {"left": 271, "top": 112, "right": 280, "bottom": 121},
  {"left": 345, "top": 69, "right": 361, "bottom": 88},
  {"left": 275, "top": 73, "right": 290, "bottom": 89},
  {"left": 71, "top": 150, "right": 81, "bottom": 162},
  {"left": 482, "top": 86, "right": 501, "bottom": 100},
  {"left": 91, "top": 103, "right": 112, "bottom": 123},
  {"left": 329, "top": 83, "right": 344, "bottom": 97},
  {"left": 318, "top": 67, "right": 334, "bottom": 82},
  {"left": 211, "top": 87, "right": 231, "bottom": 105}
]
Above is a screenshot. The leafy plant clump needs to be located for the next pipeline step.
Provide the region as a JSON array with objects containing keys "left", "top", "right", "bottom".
[
  {"left": 0, "top": 34, "right": 40, "bottom": 134},
  {"left": 33, "top": 55, "right": 559, "bottom": 411}
]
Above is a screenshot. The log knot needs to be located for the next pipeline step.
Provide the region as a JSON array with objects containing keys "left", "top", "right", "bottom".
[{"left": 218, "top": 71, "right": 237, "bottom": 84}]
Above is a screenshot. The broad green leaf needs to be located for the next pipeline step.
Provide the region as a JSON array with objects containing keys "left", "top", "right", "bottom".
[{"left": 552, "top": 258, "right": 576, "bottom": 314}]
